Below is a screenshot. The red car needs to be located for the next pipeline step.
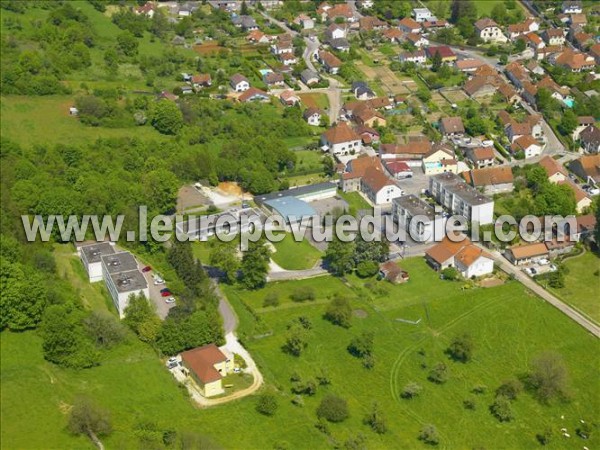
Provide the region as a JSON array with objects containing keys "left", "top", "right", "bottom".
[
  {"left": 160, "top": 290, "right": 172, "bottom": 297},
  {"left": 142, "top": 266, "right": 152, "bottom": 272}
]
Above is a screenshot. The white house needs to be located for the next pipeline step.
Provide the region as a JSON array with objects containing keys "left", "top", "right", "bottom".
[
  {"left": 393, "top": 195, "right": 446, "bottom": 243},
  {"left": 321, "top": 122, "right": 362, "bottom": 156},
  {"left": 475, "top": 18, "right": 508, "bottom": 43},
  {"left": 361, "top": 167, "right": 404, "bottom": 205},
  {"left": 230, "top": 73, "right": 250, "bottom": 92},
  {"left": 399, "top": 50, "right": 427, "bottom": 65},
  {"left": 425, "top": 236, "right": 494, "bottom": 278},
  {"left": 303, "top": 107, "right": 322, "bottom": 126},
  {"left": 562, "top": 1, "right": 583, "bottom": 14},
  {"left": 511, "top": 135, "right": 544, "bottom": 159},
  {"left": 79, "top": 242, "right": 115, "bottom": 282},
  {"left": 429, "top": 172, "right": 494, "bottom": 225},
  {"left": 101, "top": 252, "right": 149, "bottom": 318},
  {"left": 412, "top": 7, "right": 433, "bottom": 23},
  {"left": 325, "top": 23, "right": 347, "bottom": 40}
]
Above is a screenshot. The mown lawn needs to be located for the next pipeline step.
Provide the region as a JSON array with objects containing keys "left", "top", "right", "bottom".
[
  {"left": 271, "top": 234, "right": 323, "bottom": 270},
  {"left": 337, "top": 190, "right": 373, "bottom": 214},
  {"left": 298, "top": 93, "right": 329, "bottom": 110},
  {"left": 547, "top": 251, "right": 600, "bottom": 324}
]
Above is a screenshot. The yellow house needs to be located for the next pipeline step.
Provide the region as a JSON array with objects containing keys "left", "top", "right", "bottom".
[
  {"left": 422, "top": 146, "right": 458, "bottom": 175},
  {"left": 181, "top": 344, "right": 234, "bottom": 398}
]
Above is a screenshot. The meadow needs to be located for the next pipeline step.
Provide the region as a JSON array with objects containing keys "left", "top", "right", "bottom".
[
  {"left": 2, "top": 252, "right": 599, "bottom": 449},
  {"left": 271, "top": 234, "right": 323, "bottom": 270},
  {"left": 547, "top": 250, "right": 600, "bottom": 324}
]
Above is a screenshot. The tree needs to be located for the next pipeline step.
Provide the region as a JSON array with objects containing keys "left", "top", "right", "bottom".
[
  {"left": 465, "top": 117, "right": 488, "bottom": 136},
  {"left": 324, "top": 294, "right": 352, "bottom": 328},
  {"left": 431, "top": 50, "right": 442, "bottom": 72},
  {"left": 40, "top": 305, "right": 99, "bottom": 369},
  {"left": 356, "top": 261, "right": 379, "bottom": 278},
  {"left": 441, "top": 267, "right": 460, "bottom": 281},
  {"left": 428, "top": 362, "right": 449, "bottom": 384},
  {"left": 490, "top": 395, "right": 513, "bottom": 422},
  {"left": 528, "top": 352, "right": 570, "bottom": 402},
  {"left": 209, "top": 242, "right": 240, "bottom": 284},
  {"left": 364, "top": 402, "right": 387, "bottom": 434},
  {"left": 400, "top": 382, "right": 422, "bottom": 399},
  {"left": 536, "top": 87, "right": 561, "bottom": 116},
  {"left": 283, "top": 322, "right": 308, "bottom": 356},
  {"left": 419, "top": 424, "right": 440, "bottom": 446},
  {"left": 123, "top": 293, "right": 161, "bottom": 343},
  {"left": 116, "top": 31, "right": 138, "bottom": 57},
  {"left": 0, "top": 258, "right": 47, "bottom": 330},
  {"left": 491, "top": 3, "right": 508, "bottom": 25},
  {"left": 536, "top": 428, "right": 553, "bottom": 445},
  {"left": 240, "top": 240, "right": 272, "bottom": 289},
  {"left": 256, "top": 393, "right": 278, "bottom": 416},
  {"left": 317, "top": 395, "right": 349, "bottom": 423},
  {"left": 69, "top": 396, "right": 112, "bottom": 445},
  {"left": 324, "top": 238, "right": 356, "bottom": 276},
  {"left": 348, "top": 331, "right": 374, "bottom": 359},
  {"left": 446, "top": 333, "right": 474, "bottom": 362},
  {"left": 151, "top": 100, "right": 183, "bottom": 135},
  {"left": 450, "top": 0, "right": 477, "bottom": 23},
  {"left": 240, "top": 0, "right": 249, "bottom": 15},
  {"left": 83, "top": 311, "right": 127, "bottom": 348},
  {"left": 496, "top": 379, "right": 523, "bottom": 400},
  {"left": 514, "top": 38, "right": 526, "bottom": 53},
  {"left": 558, "top": 109, "right": 578, "bottom": 136}
]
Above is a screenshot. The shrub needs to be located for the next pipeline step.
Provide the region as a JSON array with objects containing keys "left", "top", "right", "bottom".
[
  {"left": 363, "top": 402, "right": 387, "bottom": 434},
  {"left": 576, "top": 422, "right": 592, "bottom": 440},
  {"left": 419, "top": 424, "right": 439, "bottom": 446},
  {"left": 263, "top": 292, "right": 279, "bottom": 307},
  {"left": 528, "top": 352, "right": 571, "bottom": 403},
  {"left": 400, "top": 382, "right": 422, "bottom": 399},
  {"left": 472, "top": 384, "right": 487, "bottom": 394},
  {"left": 291, "top": 379, "right": 317, "bottom": 396},
  {"left": 324, "top": 294, "right": 352, "bottom": 328},
  {"left": 446, "top": 333, "right": 474, "bottom": 363},
  {"left": 316, "top": 395, "right": 349, "bottom": 423},
  {"left": 441, "top": 267, "right": 460, "bottom": 281},
  {"left": 496, "top": 379, "right": 523, "bottom": 400},
  {"left": 463, "top": 398, "right": 476, "bottom": 410},
  {"left": 490, "top": 396, "right": 513, "bottom": 422},
  {"left": 291, "top": 395, "right": 304, "bottom": 407},
  {"left": 290, "top": 286, "right": 316, "bottom": 302},
  {"left": 428, "top": 362, "right": 449, "bottom": 384},
  {"left": 356, "top": 261, "right": 379, "bottom": 278},
  {"left": 256, "top": 393, "right": 278, "bottom": 416},
  {"left": 536, "top": 428, "right": 553, "bottom": 445}
]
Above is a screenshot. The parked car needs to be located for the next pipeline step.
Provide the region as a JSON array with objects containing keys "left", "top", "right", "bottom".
[
  {"left": 167, "top": 361, "right": 178, "bottom": 369},
  {"left": 165, "top": 297, "right": 176, "bottom": 304},
  {"left": 537, "top": 258, "right": 550, "bottom": 266},
  {"left": 530, "top": 268, "right": 537, "bottom": 275},
  {"left": 153, "top": 278, "right": 164, "bottom": 285},
  {"left": 168, "top": 357, "right": 178, "bottom": 365},
  {"left": 548, "top": 264, "right": 558, "bottom": 272},
  {"left": 233, "top": 367, "right": 241, "bottom": 373},
  {"left": 160, "top": 290, "right": 172, "bottom": 297},
  {"left": 160, "top": 288, "right": 170, "bottom": 293}
]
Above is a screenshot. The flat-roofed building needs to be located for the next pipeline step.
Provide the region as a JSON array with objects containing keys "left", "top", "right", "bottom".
[
  {"left": 429, "top": 172, "right": 494, "bottom": 225},
  {"left": 392, "top": 195, "right": 446, "bottom": 243},
  {"left": 79, "top": 242, "right": 115, "bottom": 282},
  {"left": 101, "top": 252, "right": 149, "bottom": 318}
]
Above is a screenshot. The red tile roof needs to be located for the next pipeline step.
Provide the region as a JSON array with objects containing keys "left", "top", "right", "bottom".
[{"left": 181, "top": 344, "right": 227, "bottom": 384}]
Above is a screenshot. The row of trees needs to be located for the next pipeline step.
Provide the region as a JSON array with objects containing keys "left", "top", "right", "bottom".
[{"left": 324, "top": 236, "right": 390, "bottom": 277}]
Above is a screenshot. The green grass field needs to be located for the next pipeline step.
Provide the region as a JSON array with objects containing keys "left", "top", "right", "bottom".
[
  {"left": 473, "top": 0, "right": 528, "bottom": 17},
  {"left": 548, "top": 251, "right": 600, "bottom": 324},
  {"left": 270, "top": 234, "right": 323, "bottom": 270},
  {"left": 338, "top": 190, "right": 373, "bottom": 214},
  {"left": 293, "top": 150, "right": 326, "bottom": 173},
  {"left": 2, "top": 255, "right": 599, "bottom": 449},
  {"left": 0, "top": 96, "right": 167, "bottom": 147}
]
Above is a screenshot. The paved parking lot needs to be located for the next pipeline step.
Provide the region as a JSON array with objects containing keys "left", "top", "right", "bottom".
[
  {"left": 138, "top": 264, "right": 176, "bottom": 319},
  {"left": 310, "top": 196, "right": 349, "bottom": 217},
  {"left": 395, "top": 166, "right": 430, "bottom": 196}
]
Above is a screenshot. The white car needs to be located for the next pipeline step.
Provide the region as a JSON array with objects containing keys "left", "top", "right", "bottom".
[
  {"left": 537, "top": 258, "right": 550, "bottom": 266},
  {"left": 233, "top": 367, "right": 241, "bottom": 373},
  {"left": 165, "top": 297, "right": 176, "bottom": 304},
  {"left": 153, "top": 277, "right": 164, "bottom": 285}
]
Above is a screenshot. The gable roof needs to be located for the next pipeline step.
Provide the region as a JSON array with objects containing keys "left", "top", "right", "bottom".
[
  {"left": 467, "top": 147, "right": 495, "bottom": 162},
  {"left": 466, "top": 165, "right": 514, "bottom": 186},
  {"left": 399, "top": 17, "right": 421, "bottom": 30},
  {"left": 475, "top": 18, "right": 499, "bottom": 31},
  {"left": 508, "top": 242, "right": 549, "bottom": 260},
  {"left": 343, "top": 155, "right": 382, "bottom": 179},
  {"left": 440, "top": 116, "right": 465, "bottom": 133},
  {"left": 539, "top": 155, "right": 568, "bottom": 178},
  {"left": 426, "top": 235, "right": 492, "bottom": 267},
  {"left": 580, "top": 125, "right": 600, "bottom": 145},
  {"left": 318, "top": 50, "right": 342, "bottom": 68},
  {"left": 323, "top": 122, "right": 360, "bottom": 144},
  {"left": 303, "top": 107, "right": 322, "bottom": 119},
  {"left": 230, "top": 73, "right": 248, "bottom": 85},
  {"left": 511, "top": 134, "right": 539, "bottom": 151},
  {"left": 238, "top": 87, "right": 269, "bottom": 102},
  {"left": 181, "top": 344, "right": 227, "bottom": 384},
  {"left": 362, "top": 166, "right": 396, "bottom": 192},
  {"left": 426, "top": 46, "right": 455, "bottom": 59}
]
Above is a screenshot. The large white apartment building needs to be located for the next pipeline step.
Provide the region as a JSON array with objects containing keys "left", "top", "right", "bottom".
[
  {"left": 429, "top": 173, "right": 494, "bottom": 225},
  {"left": 79, "top": 242, "right": 115, "bottom": 282},
  {"left": 101, "top": 252, "right": 149, "bottom": 318},
  {"left": 392, "top": 194, "right": 447, "bottom": 243}
]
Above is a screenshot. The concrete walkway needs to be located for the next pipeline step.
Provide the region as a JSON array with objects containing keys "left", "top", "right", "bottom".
[{"left": 482, "top": 246, "right": 600, "bottom": 338}]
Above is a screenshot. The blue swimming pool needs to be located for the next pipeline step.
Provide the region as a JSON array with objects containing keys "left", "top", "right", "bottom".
[
  {"left": 563, "top": 98, "right": 575, "bottom": 108},
  {"left": 258, "top": 68, "right": 273, "bottom": 76}
]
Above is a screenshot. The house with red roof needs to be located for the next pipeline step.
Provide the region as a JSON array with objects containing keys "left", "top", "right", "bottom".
[{"left": 181, "top": 344, "right": 234, "bottom": 398}]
